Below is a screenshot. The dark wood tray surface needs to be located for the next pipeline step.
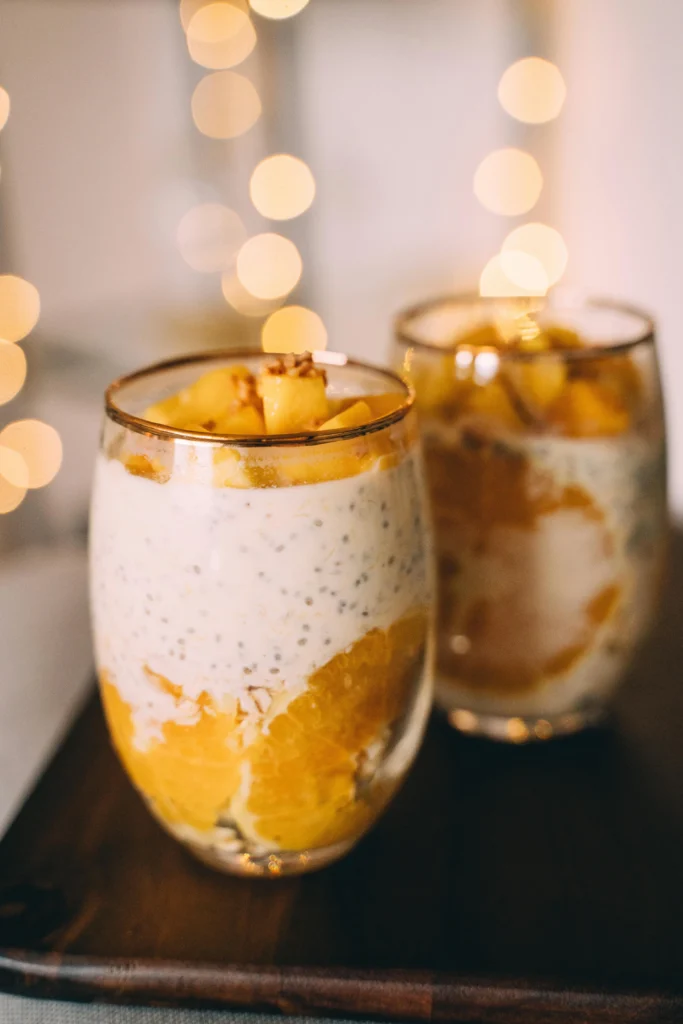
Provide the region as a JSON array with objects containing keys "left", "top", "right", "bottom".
[{"left": 3, "top": 534, "right": 683, "bottom": 1023}]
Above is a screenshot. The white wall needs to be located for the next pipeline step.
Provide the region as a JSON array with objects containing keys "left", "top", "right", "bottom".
[{"left": 554, "top": 0, "right": 683, "bottom": 513}]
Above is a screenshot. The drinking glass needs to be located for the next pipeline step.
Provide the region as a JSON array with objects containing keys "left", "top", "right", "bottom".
[
  {"left": 393, "top": 294, "right": 667, "bottom": 742},
  {"left": 90, "top": 350, "right": 433, "bottom": 875}
]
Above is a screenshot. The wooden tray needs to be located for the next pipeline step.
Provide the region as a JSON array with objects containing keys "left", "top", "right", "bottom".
[{"left": 3, "top": 536, "right": 683, "bottom": 1024}]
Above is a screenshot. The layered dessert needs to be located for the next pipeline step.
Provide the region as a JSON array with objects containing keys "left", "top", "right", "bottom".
[
  {"left": 90, "top": 353, "right": 433, "bottom": 873},
  {"left": 397, "top": 305, "right": 667, "bottom": 739}
]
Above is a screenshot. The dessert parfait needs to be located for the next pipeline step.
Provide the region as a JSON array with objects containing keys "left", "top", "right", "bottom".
[
  {"left": 90, "top": 350, "right": 433, "bottom": 875},
  {"left": 394, "top": 295, "right": 667, "bottom": 741}
]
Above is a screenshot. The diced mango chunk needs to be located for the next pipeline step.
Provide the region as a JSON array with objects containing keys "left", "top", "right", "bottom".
[
  {"left": 213, "top": 405, "right": 265, "bottom": 435},
  {"left": 505, "top": 358, "right": 567, "bottom": 412},
  {"left": 319, "top": 401, "right": 372, "bottom": 431},
  {"left": 145, "top": 366, "right": 257, "bottom": 430},
  {"left": 259, "top": 374, "right": 328, "bottom": 433},
  {"left": 124, "top": 454, "right": 170, "bottom": 483},
  {"left": 463, "top": 381, "right": 524, "bottom": 431},
  {"left": 549, "top": 379, "right": 629, "bottom": 437},
  {"left": 363, "top": 393, "right": 406, "bottom": 418}
]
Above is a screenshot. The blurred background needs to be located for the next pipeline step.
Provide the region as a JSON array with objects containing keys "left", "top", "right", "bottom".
[{"left": 0, "top": 0, "right": 681, "bottom": 822}]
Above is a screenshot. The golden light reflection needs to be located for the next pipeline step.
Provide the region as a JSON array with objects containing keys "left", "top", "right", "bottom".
[
  {"left": 473, "top": 148, "right": 543, "bottom": 217},
  {"left": 449, "top": 709, "right": 478, "bottom": 733},
  {"left": 0, "top": 276, "right": 41, "bottom": 343},
  {"left": 249, "top": 0, "right": 310, "bottom": 19},
  {"left": 0, "top": 445, "right": 28, "bottom": 489},
  {"left": 262, "top": 305, "right": 327, "bottom": 353},
  {"left": 221, "top": 272, "right": 282, "bottom": 317},
  {"left": 479, "top": 251, "right": 548, "bottom": 298},
  {"left": 502, "top": 222, "right": 568, "bottom": 287},
  {"left": 180, "top": 0, "right": 248, "bottom": 32},
  {"left": 0, "top": 419, "right": 63, "bottom": 489},
  {"left": 507, "top": 718, "right": 530, "bottom": 743},
  {"left": 236, "top": 233, "right": 302, "bottom": 300},
  {"left": 249, "top": 154, "right": 315, "bottom": 221},
  {"left": 191, "top": 71, "right": 261, "bottom": 139},
  {"left": 187, "top": 3, "right": 257, "bottom": 70},
  {"left": 177, "top": 203, "right": 246, "bottom": 273},
  {"left": 0, "top": 471, "right": 26, "bottom": 514},
  {"left": 0, "top": 340, "right": 27, "bottom": 406},
  {"left": 498, "top": 57, "right": 567, "bottom": 125},
  {"left": 0, "top": 88, "right": 9, "bottom": 132}
]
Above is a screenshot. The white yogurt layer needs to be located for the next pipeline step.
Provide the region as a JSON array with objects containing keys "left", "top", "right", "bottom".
[
  {"left": 434, "top": 430, "right": 666, "bottom": 720},
  {"left": 90, "top": 448, "right": 431, "bottom": 747}
]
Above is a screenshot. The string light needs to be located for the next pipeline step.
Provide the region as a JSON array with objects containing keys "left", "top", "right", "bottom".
[
  {"left": 221, "top": 273, "right": 282, "bottom": 317},
  {"left": 180, "top": 0, "right": 249, "bottom": 32},
  {"left": 191, "top": 70, "right": 261, "bottom": 139},
  {"left": 0, "top": 341, "right": 27, "bottom": 406},
  {"left": 249, "top": 154, "right": 315, "bottom": 220},
  {"left": 262, "top": 306, "right": 327, "bottom": 352},
  {"left": 176, "top": 203, "right": 246, "bottom": 272},
  {"left": 498, "top": 57, "right": 566, "bottom": 125},
  {"left": 479, "top": 252, "right": 548, "bottom": 298},
  {"left": 474, "top": 148, "right": 543, "bottom": 217},
  {"left": 0, "top": 471, "right": 26, "bottom": 514},
  {"left": 236, "top": 233, "right": 302, "bottom": 300},
  {"left": 0, "top": 88, "right": 9, "bottom": 132},
  {"left": 248, "top": 0, "right": 310, "bottom": 20},
  {"left": 0, "top": 419, "right": 63, "bottom": 489},
  {"left": 502, "top": 223, "right": 568, "bottom": 287},
  {"left": 0, "top": 276, "right": 41, "bottom": 343},
  {"left": 186, "top": 3, "right": 257, "bottom": 69}
]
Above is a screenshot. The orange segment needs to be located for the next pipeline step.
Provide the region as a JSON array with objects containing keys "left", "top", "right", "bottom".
[{"left": 240, "top": 610, "right": 427, "bottom": 850}]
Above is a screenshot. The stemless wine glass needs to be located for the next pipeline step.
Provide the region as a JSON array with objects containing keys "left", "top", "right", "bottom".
[
  {"left": 393, "top": 294, "right": 667, "bottom": 742},
  {"left": 90, "top": 350, "right": 433, "bottom": 876}
]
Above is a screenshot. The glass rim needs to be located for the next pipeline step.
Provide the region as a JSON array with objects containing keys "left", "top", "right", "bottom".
[
  {"left": 105, "top": 348, "right": 414, "bottom": 448},
  {"left": 393, "top": 292, "right": 656, "bottom": 362}
]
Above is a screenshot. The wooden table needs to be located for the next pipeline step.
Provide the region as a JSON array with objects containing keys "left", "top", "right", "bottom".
[{"left": 1, "top": 534, "right": 683, "bottom": 1023}]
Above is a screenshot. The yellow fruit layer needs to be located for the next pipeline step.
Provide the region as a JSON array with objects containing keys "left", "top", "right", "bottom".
[
  {"left": 100, "top": 609, "right": 427, "bottom": 852},
  {"left": 406, "top": 322, "right": 642, "bottom": 438}
]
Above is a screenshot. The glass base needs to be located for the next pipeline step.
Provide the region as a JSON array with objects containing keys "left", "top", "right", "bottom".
[
  {"left": 186, "top": 836, "right": 356, "bottom": 877},
  {"left": 446, "top": 706, "right": 608, "bottom": 743}
]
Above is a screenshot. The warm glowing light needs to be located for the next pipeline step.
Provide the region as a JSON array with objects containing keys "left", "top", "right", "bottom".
[
  {"left": 221, "top": 273, "right": 282, "bottom": 317},
  {"left": 0, "top": 276, "right": 41, "bottom": 343},
  {"left": 0, "top": 445, "right": 28, "bottom": 489},
  {"left": 0, "top": 419, "right": 63, "bottom": 489},
  {"left": 473, "top": 349, "right": 500, "bottom": 385},
  {"left": 180, "top": 0, "right": 248, "bottom": 32},
  {"left": 498, "top": 57, "right": 567, "bottom": 125},
  {"left": 507, "top": 718, "right": 530, "bottom": 743},
  {"left": 177, "top": 203, "right": 246, "bottom": 273},
  {"left": 479, "top": 252, "right": 548, "bottom": 298},
  {"left": 249, "top": 0, "right": 309, "bottom": 19},
  {"left": 502, "top": 222, "right": 568, "bottom": 287},
  {"left": 0, "top": 340, "right": 27, "bottom": 405},
  {"left": 236, "top": 233, "right": 302, "bottom": 300},
  {"left": 0, "top": 471, "right": 26, "bottom": 514},
  {"left": 262, "top": 306, "right": 327, "bottom": 353},
  {"left": 249, "top": 155, "right": 315, "bottom": 221},
  {"left": 0, "top": 88, "right": 9, "bottom": 132},
  {"left": 187, "top": 3, "right": 256, "bottom": 69},
  {"left": 191, "top": 71, "right": 261, "bottom": 139},
  {"left": 473, "top": 148, "right": 543, "bottom": 216}
]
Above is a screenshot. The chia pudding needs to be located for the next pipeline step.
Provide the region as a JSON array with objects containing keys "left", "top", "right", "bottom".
[
  {"left": 90, "top": 352, "right": 433, "bottom": 875},
  {"left": 394, "top": 296, "right": 667, "bottom": 740}
]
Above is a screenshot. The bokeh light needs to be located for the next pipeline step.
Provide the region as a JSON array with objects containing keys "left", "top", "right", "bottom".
[
  {"left": 249, "top": 0, "right": 310, "bottom": 19},
  {"left": 473, "top": 148, "right": 543, "bottom": 216},
  {"left": 261, "top": 305, "right": 327, "bottom": 353},
  {"left": 0, "top": 445, "right": 28, "bottom": 488},
  {"left": 191, "top": 71, "right": 261, "bottom": 139},
  {"left": 0, "top": 340, "right": 27, "bottom": 405},
  {"left": 187, "top": 3, "right": 257, "bottom": 69},
  {"left": 177, "top": 203, "right": 246, "bottom": 272},
  {"left": 0, "top": 419, "right": 63, "bottom": 489},
  {"left": 502, "top": 222, "right": 568, "bottom": 287},
  {"left": 221, "top": 272, "right": 282, "bottom": 317},
  {"left": 0, "top": 88, "right": 9, "bottom": 132},
  {"left": 479, "top": 252, "right": 548, "bottom": 298},
  {"left": 0, "top": 276, "right": 41, "bottom": 343},
  {"left": 236, "top": 233, "right": 302, "bottom": 300},
  {"left": 249, "top": 154, "right": 315, "bottom": 220},
  {"left": 498, "top": 57, "right": 567, "bottom": 125},
  {"left": 180, "top": 0, "right": 248, "bottom": 32},
  {"left": 0, "top": 471, "right": 26, "bottom": 514}
]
